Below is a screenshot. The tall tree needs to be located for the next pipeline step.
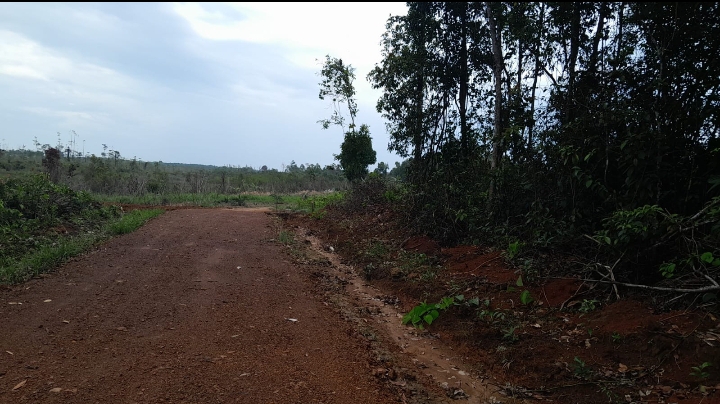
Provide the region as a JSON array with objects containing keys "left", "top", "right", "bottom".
[{"left": 318, "top": 55, "right": 377, "bottom": 182}]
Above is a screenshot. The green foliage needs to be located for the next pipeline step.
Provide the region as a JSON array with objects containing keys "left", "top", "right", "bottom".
[
  {"left": 611, "top": 332, "right": 622, "bottom": 343},
  {"left": 573, "top": 357, "right": 592, "bottom": 379},
  {"left": 0, "top": 175, "right": 163, "bottom": 283},
  {"left": 578, "top": 299, "right": 600, "bottom": 314},
  {"left": 659, "top": 262, "right": 677, "bottom": 279},
  {"left": 1, "top": 149, "right": 350, "bottom": 196},
  {"left": 402, "top": 302, "right": 441, "bottom": 329},
  {"left": 690, "top": 362, "right": 712, "bottom": 380},
  {"left": 318, "top": 55, "right": 358, "bottom": 131},
  {"left": 595, "top": 205, "right": 665, "bottom": 249},
  {"left": 368, "top": 2, "right": 720, "bottom": 293},
  {"left": 107, "top": 209, "right": 163, "bottom": 235},
  {"left": 519, "top": 290, "right": 534, "bottom": 305},
  {"left": 336, "top": 125, "right": 377, "bottom": 182},
  {"left": 402, "top": 295, "right": 458, "bottom": 329},
  {"left": 317, "top": 55, "right": 377, "bottom": 183},
  {"left": 506, "top": 241, "right": 522, "bottom": 260},
  {"left": 502, "top": 326, "right": 519, "bottom": 342}
]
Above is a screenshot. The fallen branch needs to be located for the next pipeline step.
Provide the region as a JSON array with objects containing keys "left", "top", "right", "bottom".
[{"left": 584, "top": 279, "right": 720, "bottom": 293}]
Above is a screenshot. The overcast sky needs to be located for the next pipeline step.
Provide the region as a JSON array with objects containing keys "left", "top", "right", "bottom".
[{"left": 0, "top": 2, "right": 408, "bottom": 169}]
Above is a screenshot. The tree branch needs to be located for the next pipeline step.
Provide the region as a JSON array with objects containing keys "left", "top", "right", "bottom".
[{"left": 584, "top": 279, "right": 720, "bottom": 293}]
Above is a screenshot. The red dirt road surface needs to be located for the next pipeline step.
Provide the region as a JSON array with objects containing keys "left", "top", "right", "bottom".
[{"left": 0, "top": 209, "right": 401, "bottom": 403}]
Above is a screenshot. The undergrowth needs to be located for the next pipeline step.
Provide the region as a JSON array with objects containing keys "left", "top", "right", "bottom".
[{"left": 0, "top": 175, "right": 163, "bottom": 283}]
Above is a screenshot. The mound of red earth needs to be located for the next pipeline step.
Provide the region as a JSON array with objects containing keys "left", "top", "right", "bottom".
[{"left": 289, "top": 206, "right": 720, "bottom": 404}]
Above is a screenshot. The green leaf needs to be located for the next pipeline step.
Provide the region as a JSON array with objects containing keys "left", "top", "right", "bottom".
[
  {"left": 604, "top": 236, "right": 612, "bottom": 245},
  {"left": 401, "top": 313, "right": 413, "bottom": 325},
  {"left": 423, "top": 314, "right": 435, "bottom": 325},
  {"left": 701, "top": 252, "right": 714, "bottom": 264},
  {"left": 520, "top": 290, "right": 534, "bottom": 305},
  {"left": 516, "top": 276, "right": 524, "bottom": 287},
  {"left": 712, "top": 259, "right": 720, "bottom": 267},
  {"left": 585, "top": 179, "right": 593, "bottom": 188}
]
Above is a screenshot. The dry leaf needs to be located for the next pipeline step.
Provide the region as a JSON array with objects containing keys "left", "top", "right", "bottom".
[
  {"left": 618, "top": 363, "right": 628, "bottom": 373},
  {"left": 12, "top": 380, "right": 27, "bottom": 391},
  {"left": 50, "top": 388, "right": 62, "bottom": 393}
]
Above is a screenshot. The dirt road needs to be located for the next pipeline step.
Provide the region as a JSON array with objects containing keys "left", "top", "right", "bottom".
[{"left": 0, "top": 209, "right": 403, "bottom": 403}]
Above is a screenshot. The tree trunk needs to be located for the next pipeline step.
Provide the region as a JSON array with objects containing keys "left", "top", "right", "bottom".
[
  {"left": 588, "top": 3, "right": 608, "bottom": 74},
  {"left": 459, "top": 6, "right": 469, "bottom": 158},
  {"left": 528, "top": 2, "right": 546, "bottom": 152},
  {"left": 486, "top": 2, "right": 504, "bottom": 207},
  {"left": 566, "top": 3, "right": 581, "bottom": 123}
]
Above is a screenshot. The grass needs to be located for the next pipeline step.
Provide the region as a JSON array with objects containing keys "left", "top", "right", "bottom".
[
  {"left": 94, "top": 191, "right": 344, "bottom": 212},
  {"left": 0, "top": 208, "right": 164, "bottom": 284},
  {"left": 108, "top": 209, "right": 163, "bottom": 235}
]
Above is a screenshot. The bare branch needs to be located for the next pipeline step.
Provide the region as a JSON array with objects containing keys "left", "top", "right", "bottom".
[{"left": 584, "top": 279, "right": 720, "bottom": 293}]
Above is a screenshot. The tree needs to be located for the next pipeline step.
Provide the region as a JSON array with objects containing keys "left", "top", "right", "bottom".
[
  {"left": 374, "top": 162, "right": 390, "bottom": 176},
  {"left": 318, "top": 55, "right": 377, "bottom": 182},
  {"left": 337, "top": 124, "right": 377, "bottom": 182},
  {"left": 42, "top": 147, "right": 62, "bottom": 184}
]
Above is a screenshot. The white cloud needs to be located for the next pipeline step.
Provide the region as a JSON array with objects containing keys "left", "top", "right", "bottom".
[
  {"left": 172, "top": 2, "right": 407, "bottom": 106},
  {"left": 0, "top": 30, "right": 141, "bottom": 96},
  {"left": 174, "top": 3, "right": 406, "bottom": 66}
]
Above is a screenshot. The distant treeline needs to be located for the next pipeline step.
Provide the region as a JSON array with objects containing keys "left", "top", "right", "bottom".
[{"left": 0, "top": 148, "right": 404, "bottom": 195}]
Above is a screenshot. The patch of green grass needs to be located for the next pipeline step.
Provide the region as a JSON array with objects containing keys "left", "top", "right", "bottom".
[
  {"left": 1, "top": 208, "right": 164, "bottom": 284},
  {"left": 0, "top": 234, "right": 97, "bottom": 283},
  {"left": 94, "top": 192, "right": 343, "bottom": 212},
  {"left": 107, "top": 209, "right": 163, "bottom": 235}
]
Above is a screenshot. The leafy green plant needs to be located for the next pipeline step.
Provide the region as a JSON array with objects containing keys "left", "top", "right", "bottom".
[
  {"left": 506, "top": 241, "right": 522, "bottom": 259},
  {"left": 573, "top": 356, "right": 592, "bottom": 379},
  {"left": 611, "top": 332, "right": 622, "bottom": 343},
  {"left": 402, "top": 302, "right": 440, "bottom": 329},
  {"left": 700, "top": 252, "right": 720, "bottom": 267},
  {"left": 502, "top": 326, "right": 519, "bottom": 342},
  {"left": 690, "top": 362, "right": 712, "bottom": 380},
  {"left": 402, "top": 296, "right": 457, "bottom": 329},
  {"left": 477, "top": 298, "right": 505, "bottom": 323},
  {"left": 659, "top": 262, "right": 677, "bottom": 279},
  {"left": 578, "top": 299, "right": 600, "bottom": 314}
]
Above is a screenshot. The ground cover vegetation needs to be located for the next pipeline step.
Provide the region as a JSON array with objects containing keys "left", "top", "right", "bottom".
[{"left": 0, "top": 175, "right": 162, "bottom": 283}]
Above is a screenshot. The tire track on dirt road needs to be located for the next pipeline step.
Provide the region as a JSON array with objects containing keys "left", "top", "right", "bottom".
[{"left": 0, "top": 208, "right": 404, "bottom": 403}]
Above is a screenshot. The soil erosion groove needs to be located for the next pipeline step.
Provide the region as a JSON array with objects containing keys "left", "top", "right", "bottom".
[{"left": 0, "top": 208, "right": 399, "bottom": 403}]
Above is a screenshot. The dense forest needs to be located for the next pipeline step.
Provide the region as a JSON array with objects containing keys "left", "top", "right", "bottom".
[{"left": 366, "top": 2, "right": 719, "bottom": 291}]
